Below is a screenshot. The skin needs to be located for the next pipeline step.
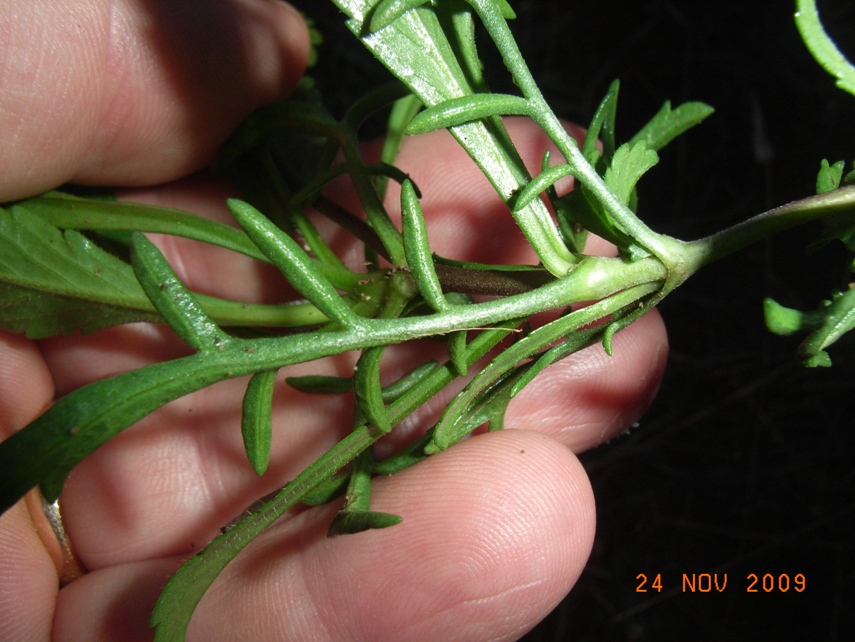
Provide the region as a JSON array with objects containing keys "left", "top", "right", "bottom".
[{"left": 0, "top": 1, "right": 668, "bottom": 640}]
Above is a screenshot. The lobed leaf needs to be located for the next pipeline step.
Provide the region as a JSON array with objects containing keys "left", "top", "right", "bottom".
[
  {"left": 0, "top": 283, "right": 161, "bottom": 339},
  {"left": 0, "top": 207, "right": 156, "bottom": 338},
  {"left": 628, "top": 101, "right": 715, "bottom": 152},
  {"left": 604, "top": 141, "right": 660, "bottom": 206},
  {"left": 765, "top": 289, "right": 855, "bottom": 367}
]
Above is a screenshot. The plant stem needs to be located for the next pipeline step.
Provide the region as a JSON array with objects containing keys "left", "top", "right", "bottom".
[
  {"left": 683, "top": 185, "right": 855, "bottom": 270},
  {"left": 795, "top": 0, "right": 855, "bottom": 97}
]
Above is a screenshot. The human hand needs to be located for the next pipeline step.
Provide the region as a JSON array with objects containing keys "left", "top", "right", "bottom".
[{"left": 0, "top": 2, "right": 667, "bottom": 640}]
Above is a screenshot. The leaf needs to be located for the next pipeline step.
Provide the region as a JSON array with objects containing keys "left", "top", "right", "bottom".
[
  {"left": 10, "top": 193, "right": 270, "bottom": 263},
  {"left": 369, "top": 0, "right": 432, "bottom": 32},
  {"left": 332, "top": 0, "right": 575, "bottom": 276},
  {"left": 328, "top": 510, "right": 403, "bottom": 535},
  {"left": 241, "top": 370, "right": 278, "bottom": 475},
  {"left": 405, "top": 93, "right": 531, "bottom": 135},
  {"left": 380, "top": 360, "right": 438, "bottom": 401},
  {"left": 228, "top": 199, "right": 367, "bottom": 329},
  {"left": 0, "top": 207, "right": 160, "bottom": 338},
  {"left": 353, "top": 347, "right": 393, "bottom": 433},
  {"left": 604, "top": 141, "right": 660, "bottom": 206},
  {"left": 567, "top": 189, "right": 638, "bottom": 256},
  {"left": 0, "top": 351, "right": 238, "bottom": 513},
  {"left": 401, "top": 180, "right": 449, "bottom": 312},
  {"left": 817, "top": 159, "right": 846, "bottom": 194},
  {"left": 286, "top": 375, "right": 353, "bottom": 395},
  {"left": 765, "top": 288, "right": 855, "bottom": 367},
  {"left": 628, "top": 101, "right": 715, "bottom": 152},
  {"left": 376, "top": 93, "right": 424, "bottom": 199},
  {"left": 514, "top": 164, "right": 575, "bottom": 212},
  {"left": 131, "top": 233, "right": 232, "bottom": 352},
  {"left": 583, "top": 79, "right": 620, "bottom": 161},
  {"left": 764, "top": 298, "right": 817, "bottom": 335},
  {"left": 795, "top": 0, "right": 855, "bottom": 98},
  {"left": 0, "top": 282, "right": 161, "bottom": 339}
]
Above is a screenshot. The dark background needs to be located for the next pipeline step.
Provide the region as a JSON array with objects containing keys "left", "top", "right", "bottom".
[{"left": 291, "top": 1, "right": 855, "bottom": 639}]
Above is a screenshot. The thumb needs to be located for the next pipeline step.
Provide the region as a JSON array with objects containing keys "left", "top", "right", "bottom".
[{"left": 0, "top": 0, "right": 309, "bottom": 201}]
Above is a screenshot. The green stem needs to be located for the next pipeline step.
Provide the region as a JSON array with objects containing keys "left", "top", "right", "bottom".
[
  {"left": 795, "top": 0, "right": 855, "bottom": 97},
  {"left": 683, "top": 185, "right": 855, "bottom": 270},
  {"left": 468, "top": 0, "right": 674, "bottom": 263},
  {"left": 151, "top": 314, "right": 523, "bottom": 641}
]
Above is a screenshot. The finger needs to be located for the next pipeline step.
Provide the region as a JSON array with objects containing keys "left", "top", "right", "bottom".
[
  {"left": 44, "top": 118, "right": 664, "bottom": 566},
  {"left": 53, "top": 430, "right": 595, "bottom": 642},
  {"left": 0, "top": 0, "right": 309, "bottom": 201},
  {"left": 374, "top": 118, "right": 669, "bottom": 448},
  {"left": 0, "top": 331, "right": 59, "bottom": 640},
  {"left": 334, "top": 117, "right": 587, "bottom": 268}
]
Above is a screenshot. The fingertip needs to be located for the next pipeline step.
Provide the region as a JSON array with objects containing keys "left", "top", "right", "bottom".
[
  {"left": 0, "top": 331, "right": 54, "bottom": 440},
  {"left": 0, "top": 0, "right": 311, "bottom": 201},
  {"left": 72, "top": 0, "right": 312, "bottom": 188},
  {"left": 192, "top": 430, "right": 594, "bottom": 641}
]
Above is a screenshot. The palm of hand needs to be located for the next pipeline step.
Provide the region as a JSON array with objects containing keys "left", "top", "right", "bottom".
[{"left": 0, "top": 2, "right": 666, "bottom": 640}]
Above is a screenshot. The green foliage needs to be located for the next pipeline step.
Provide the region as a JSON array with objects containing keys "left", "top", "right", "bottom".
[
  {"left": 764, "top": 288, "right": 855, "bottom": 367},
  {"left": 0, "top": 206, "right": 160, "bottom": 338},
  {"left": 795, "top": 0, "right": 855, "bottom": 98},
  {"left": 0, "top": 0, "right": 854, "bottom": 639},
  {"left": 241, "top": 370, "right": 278, "bottom": 475}
]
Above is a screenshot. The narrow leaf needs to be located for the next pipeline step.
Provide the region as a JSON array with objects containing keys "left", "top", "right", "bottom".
[
  {"left": 795, "top": 0, "right": 855, "bottom": 97},
  {"left": 405, "top": 93, "right": 531, "bottom": 135},
  {"left": 353, "top": 347, "right": 393, "bottom": 433},
  {"left": 583, "top": 79, "right": 620, "bottom": 160},
  {"left": 11, "top": 194, "right": 269, "bottom": 263},
  {"left": 376, "top": 93, "right": 424, "bottom": 199},
  {"left": 300, "top": 472, "right": 350, "bottom": 506},
  {"left": 241, "top": 370, "right": 278, "bottom": 475},
  {"left": 228, "top": 199, "right": 366, "bottom": 329},
  {"left": 131, "top": 233, "right": 231, "bottom": 352},
  {"left": 797, "top": 287, "right": 855, "bottom": 366},
  {"left": 509, "top": 324, "right": 604, "bottom": 398},
  {"left": 328, "top": 510, "right": 403, "bottom": 535},
  {"left": 286, "top": 375, "right": 353, "bottom": 395},
  {"left": 448, "top": 330, "right": 468, "bottom": 377},
  {"left": 401, "top": 180, "right": 449, "bottom": 312},
  {"left": 514, "top": 164, "right": 575, "bottom": 212}
]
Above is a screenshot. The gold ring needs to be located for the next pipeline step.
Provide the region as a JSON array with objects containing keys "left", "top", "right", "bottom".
[{"left": 24, "top": 487, "right": 86, "bottom": 587}]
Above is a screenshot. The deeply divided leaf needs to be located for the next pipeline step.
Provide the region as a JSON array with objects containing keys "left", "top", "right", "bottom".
[
  {"left": 0, "top": 208, "right": 158, "bottom": 337},
  {"left": 629, "top": 101, "right": 715, "bottom": 152}
]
